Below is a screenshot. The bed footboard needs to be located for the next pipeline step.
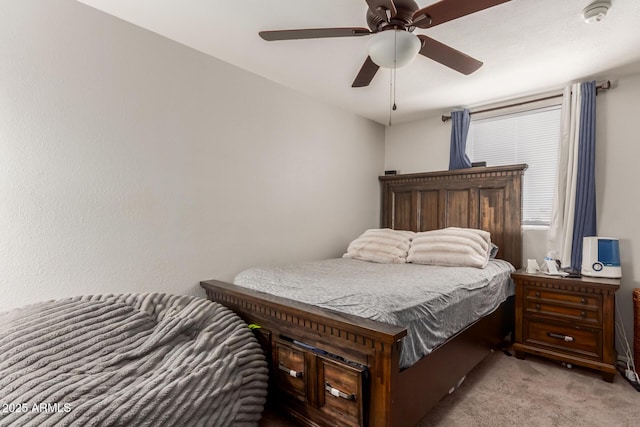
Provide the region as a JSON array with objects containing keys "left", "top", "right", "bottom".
[{"left": 201, "top": 279, "right": 406, "bottom": 427}]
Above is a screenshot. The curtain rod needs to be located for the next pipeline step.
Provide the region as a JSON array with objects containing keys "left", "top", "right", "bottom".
[{"left": 441, "top": 80, "right": 612, "bottom": 122}]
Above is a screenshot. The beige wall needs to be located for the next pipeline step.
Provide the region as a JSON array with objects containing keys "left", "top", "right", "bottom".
[
  {"left": 385, "top": 73, "right": 640, "bottom": 356},
  {"left": 0, "top": 0, "right": 385, "bottom": 310}
]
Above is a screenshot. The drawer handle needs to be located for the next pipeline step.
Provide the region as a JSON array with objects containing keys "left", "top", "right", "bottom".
[
  {"left": 581, "top": 311, "right": 587, "bottom": 318},
  {"left": 535, "top": 292, "right": 541, "bottom": 298},
  {"left": 548, "top": 332, "right": 574, "bottom": 342},
  {"left": 535, "top": 304, "right": 541, "bottom": 310},
  {"left": 279, "top": 363, "right": 303, "bottom": 378},
  {"left": 325, "top": 382, "right": 356, "bottom": 401},
  {"left": 581, "top": 298, "right": 587, "bottom": 304}
]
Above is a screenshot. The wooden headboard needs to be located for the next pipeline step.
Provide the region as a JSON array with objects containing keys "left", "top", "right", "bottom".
[{"left": 379, "top": 164, "right": 527, "bottom": 269}]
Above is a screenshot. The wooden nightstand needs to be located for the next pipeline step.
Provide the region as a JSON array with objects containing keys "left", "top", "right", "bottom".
[{"left": 511, "top": 270, "right": 620, "bottom": 382}]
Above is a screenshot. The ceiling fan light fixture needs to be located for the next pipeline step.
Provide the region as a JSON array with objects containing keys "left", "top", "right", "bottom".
[{"left": 368, "top": 30, "right": 421, "bottom": 69}]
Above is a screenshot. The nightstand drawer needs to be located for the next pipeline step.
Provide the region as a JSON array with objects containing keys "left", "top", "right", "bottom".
[
  {"left": 524, "top": 299, "right": 600, "bottom": 324},
  {"left": 523, "top": 319, "right": 601, "bottom": 360},
  {"left": 524, "top": 287, "right": 601, "bottom": 325}
]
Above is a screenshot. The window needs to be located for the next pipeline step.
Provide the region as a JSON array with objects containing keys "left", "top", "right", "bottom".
[{"left": 466, "top": 105, "right": 561, "bottom": 226}]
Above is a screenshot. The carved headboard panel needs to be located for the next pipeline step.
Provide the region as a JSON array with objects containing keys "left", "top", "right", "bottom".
[{"left": 379, "top": 164, "right": 527, "bottom": 269}]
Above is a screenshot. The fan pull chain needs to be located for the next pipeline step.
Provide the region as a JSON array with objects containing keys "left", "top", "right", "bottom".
[
  {"left": 389, "top": 30, "right": 398, "bottom": 126},
  {"left": 393, "top": 68, "right": 397, "bottom": 111},
  {"left": 389, "top": 68, "right": 398, "bottom": 126}
]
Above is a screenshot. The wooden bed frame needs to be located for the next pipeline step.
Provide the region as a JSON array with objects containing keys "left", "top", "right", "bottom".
[{"left": 201, "top": 164, "right": 526, "bottom": 427}]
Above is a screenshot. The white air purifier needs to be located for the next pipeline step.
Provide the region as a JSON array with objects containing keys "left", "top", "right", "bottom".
[{"left": 581, "top": 237, "right": 622, "bottom": 278}]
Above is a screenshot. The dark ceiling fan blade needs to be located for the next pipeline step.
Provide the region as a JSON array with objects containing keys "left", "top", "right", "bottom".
[
  {"left": 366, "top": 0, "right": 398, "bottom": 22},
  {"left": 412, "top": 0, "right": 510, "bottom": 28},
  {"left": 417, "top": 35, "right": 482, "bottom": 75},
  {"left": 352, "top": 56, "right": 380, "bottom": 87},
  {"left": 259, "top": 27, "right": 371, "bottom": 41}
]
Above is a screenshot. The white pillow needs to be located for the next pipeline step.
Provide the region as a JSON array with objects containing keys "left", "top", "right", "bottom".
[
  {"left": 343, "top": 228, "right": 415, "bottom": 264},
  {"left": 407, "top": 227, "right": 491, "bottom": 268}
]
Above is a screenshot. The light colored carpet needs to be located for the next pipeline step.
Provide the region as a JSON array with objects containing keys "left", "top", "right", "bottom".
[
  {"left": 261, "top": 349, "right": 640, "bottom": 426},
  {"left": 419, "top": 350, "right": 640, "bottom": 427}
]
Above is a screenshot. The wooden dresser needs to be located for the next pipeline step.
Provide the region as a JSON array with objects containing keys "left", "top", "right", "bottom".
[{"left": 512, "top": 270, "right": 620, "bottom": 382}]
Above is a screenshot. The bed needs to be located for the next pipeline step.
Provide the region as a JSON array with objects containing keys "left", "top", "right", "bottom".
[
  {"left": 0, "top": 293, "right": 269, "bottom": 427},
  {"left": 200, "top": 164, "right": 526, "bottom": 427}
]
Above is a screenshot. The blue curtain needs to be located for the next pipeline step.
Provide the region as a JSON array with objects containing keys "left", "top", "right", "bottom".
[
  {"left": 570, "top": 81, "right": 597, "bottom": 271},
  {"left": 448, "top": 109, "right": 472, "bottom": 170}
]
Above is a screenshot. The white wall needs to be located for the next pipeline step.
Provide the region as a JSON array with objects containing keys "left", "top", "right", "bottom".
[
  {"left": 385, "top": 114, "right": 450, "bottom": 174},
  {"left": 385, "top": 73, "right": 640, "bottom": 357},
  {"left": 0, "top": 0, "right": 385, "bottom": 311},
  {"left": 595, "top": 74, "right": 640, "bottom": 358}
]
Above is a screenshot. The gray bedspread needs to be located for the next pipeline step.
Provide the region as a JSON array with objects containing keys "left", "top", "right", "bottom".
[
  {"left": 234, "top": 259, "right": 515, "bottom": 368},
  {"left": 0, "top": 293, "right": 268, "bottom": 427}
]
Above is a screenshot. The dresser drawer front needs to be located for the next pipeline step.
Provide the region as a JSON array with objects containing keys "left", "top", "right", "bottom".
[
  {"left": 524, "top": 300, "right": 600, "bottom": 324},
  {"left": 523, "top": 319, "right": 601, "bottom": 360},
  {"left": 273, "top": 340, "right": 309, "bottom": 403},
  {"left": 524, "top": 287, "right": 601, "bottom": 325},
  {"left": 318, "top": 356, "right": 365, "bottom": 427}
]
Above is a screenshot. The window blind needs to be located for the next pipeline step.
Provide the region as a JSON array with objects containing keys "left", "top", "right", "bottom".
[{"left": 466, "top": 106, "right": 561, "bottom": 225}]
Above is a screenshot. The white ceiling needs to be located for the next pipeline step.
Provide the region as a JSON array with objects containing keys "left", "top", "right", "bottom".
[{"left": 76, "top": 0, "right": 640, "bottom": 125}]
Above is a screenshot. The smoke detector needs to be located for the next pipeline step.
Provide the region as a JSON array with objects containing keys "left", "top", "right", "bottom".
[{"left": 582, "top": 0, "right": 612, "bottom": 23}]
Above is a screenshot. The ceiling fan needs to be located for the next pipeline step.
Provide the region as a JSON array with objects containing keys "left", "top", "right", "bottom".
[{"left": 259, "top": 0, "right": 511, "bottom": 87}]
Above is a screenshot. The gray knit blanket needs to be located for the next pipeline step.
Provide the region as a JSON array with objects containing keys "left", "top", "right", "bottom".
[{"left": 0, "top": 293, "right": 268, "bottom": 427}]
